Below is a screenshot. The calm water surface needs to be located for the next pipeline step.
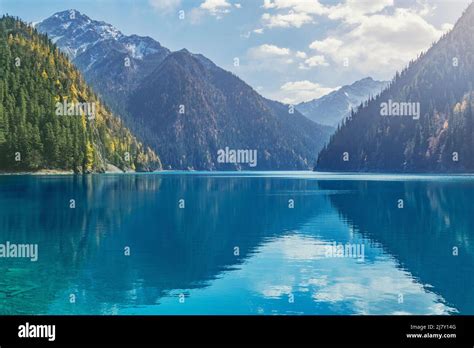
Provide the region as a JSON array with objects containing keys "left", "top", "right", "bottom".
[{"left": 0, "top": 172, "right": 472, "bottom": 315}]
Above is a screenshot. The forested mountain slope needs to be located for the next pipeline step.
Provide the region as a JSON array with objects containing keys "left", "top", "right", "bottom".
[
  {"left": 317, "top": 4, "right": 474, "bottom": 173},
  {"left": 0, "top": 16, "right": 161, "bottom": 172}
]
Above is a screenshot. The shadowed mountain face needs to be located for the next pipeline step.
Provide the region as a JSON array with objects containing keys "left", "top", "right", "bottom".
[
  {"left": 128, "top": 50, "right": 332, "bottom": 170},
  {"left": 297, "top": 77, "right": 388, "bottom": 127},
  {"left": 38, "top": 10, "right": 332, "bottom": 171},
  {"left": 317, "top": 3, "right": 474, "bottom": 173}
]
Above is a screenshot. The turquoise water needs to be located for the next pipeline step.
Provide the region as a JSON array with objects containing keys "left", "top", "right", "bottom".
[{"left": 0, "top": 172, "right": 473, "bottom": 315}]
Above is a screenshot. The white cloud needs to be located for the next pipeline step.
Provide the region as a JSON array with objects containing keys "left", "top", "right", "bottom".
[
  {"left": 253, "top": 28, "right": 264, "bottom": 34},
  {"left": 149, "top": 0, "right": 181, "bottom": 12},
  {"left": 246, "top": 44, "right": 324, "bottom": 75},
  {"left": 295, "top": 51, "right": 307, "bottom": 59},
  {"left": 257, "top": 0, "right": 449, "bottom": 53},
  {"left": 261, "top": 11, "right": 313, "bottom": 28},
  {"left": 309, "top": 7, "right": 448, "bottom": 78},
  {"left": 441, "top": 22, "right": 454, "bottom": 31},
  {"left": 327, "top": 0, "right": 394, "bottom": 24},
  {"left": 248, "top": 44, "right": 291, "bottom": 58},
  {"left": 309, "top": 37, "right": 343, "bottom": 52},
  {"left": 262, "top": 0, "right": 328, "bottom": 15},
  {"left": 190, "top": 0, "right": 239, "bottom": 22},
  {"left": 269, "top": 0, "right": 452, "bottom": 78},
  {"left": 200, "top": 0, "right": 232, "bottom": 16},
  {"left": 260, "top": 0, "right": 329, "bottom": 28},
  {"left": 262, "top": 0, "right": 276, "bottom": 9},
  {"left": 244, "top": 44, "right": 300, "bottom": 78},
  {"left": 259, "top": 0, "right": 394, "bottom": 29},
  {"left": 303, "top": 55, "right": 329, "bottom": 67},
  {"left": 279, "top": 80, "right": 337, "bottom": 104}
]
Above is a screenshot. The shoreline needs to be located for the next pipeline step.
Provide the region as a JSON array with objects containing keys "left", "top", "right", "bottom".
[
  {"left": 0, "top": 169, "right": 75, "bottom": 176},
  {"left": 1, "top": 170, "right": 474, "bottom": 177}
]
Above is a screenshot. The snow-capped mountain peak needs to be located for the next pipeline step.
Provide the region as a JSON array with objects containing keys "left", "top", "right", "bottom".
[
  {"left": 37, "top": 10, "right": 170, "bottom": 99},
  {"left": 296, "top": 77, "right": 389, "bottom": 127},
  {"left": 37, "top": 9, "right": 124, "bottom": 58},
  {"left": 37, "top": 9, "right": 166, "bottom": 62}
]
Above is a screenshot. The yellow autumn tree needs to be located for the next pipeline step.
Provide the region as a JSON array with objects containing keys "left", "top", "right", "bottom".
[
  {"left": 48, "top": 54, "right": 55, "bottom": 69},
  {"left": 85, "top": 140, "right": 95, "bottom": 172},
  {"left": 107, "top": 139, "right": 116, "bottom": 154},
  {"left": 81, "top": 114, "right": 87, "bottom": 130},
  {"left": 70, "top": 84, "right": 78, "bottom": 99}
]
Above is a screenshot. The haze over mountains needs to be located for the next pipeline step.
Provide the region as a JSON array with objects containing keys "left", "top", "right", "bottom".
[
  {"left": 38, "top": 10, "right": 332, "bottom": 170},
  {"left": 296, "top": 77, "right": 388, "bottom": 127},
  {"left": 317, "top": 2, "right": 474, "bottom": 173}
]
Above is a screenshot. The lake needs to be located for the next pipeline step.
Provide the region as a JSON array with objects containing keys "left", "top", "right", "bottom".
[{"left": 0, "top": 172, "right": 472, "bottom": 315}]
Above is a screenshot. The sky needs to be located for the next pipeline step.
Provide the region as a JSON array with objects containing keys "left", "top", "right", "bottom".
[{"left": 0, "top": 0, "right": 472, "bottom": 104}]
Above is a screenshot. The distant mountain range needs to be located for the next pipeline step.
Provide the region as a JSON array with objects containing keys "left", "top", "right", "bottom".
[
  {"left": 317, "top": 3, "right": 474, "bottom": 173},
  {"left": 38, "top": 10, "right": 332, "bottom": 170},
  {"left": 296, "top": 77, "right": 388, "bottom": 127}
]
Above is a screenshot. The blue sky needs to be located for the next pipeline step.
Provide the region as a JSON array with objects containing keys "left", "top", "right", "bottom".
[{"left": 0, "top": 0, "right": 472, "bottom": 104}]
